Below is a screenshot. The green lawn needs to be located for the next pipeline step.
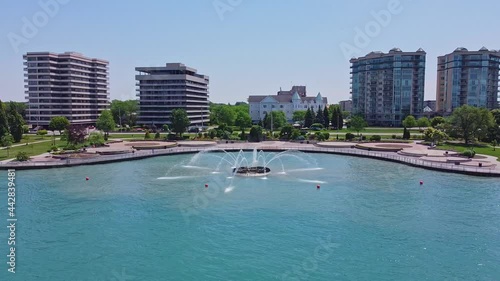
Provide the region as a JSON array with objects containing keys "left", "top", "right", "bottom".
[
  {"left": 0, "top": 140, "right": 66, "bottom": 160},
  {"left": 437, "top": 143, "right": 500, "bottom": 161}
]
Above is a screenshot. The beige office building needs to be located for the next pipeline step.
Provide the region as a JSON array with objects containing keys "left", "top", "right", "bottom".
[{"left": 24, "top": 52, "right": 109, "bottom": 127}]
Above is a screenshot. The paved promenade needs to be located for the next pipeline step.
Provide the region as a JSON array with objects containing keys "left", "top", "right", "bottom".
[{"left": 0, "top": 141, "right": 499, "bottom": 177}]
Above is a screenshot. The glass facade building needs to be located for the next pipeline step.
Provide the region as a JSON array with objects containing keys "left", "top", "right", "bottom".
[
  {"left": 436, "top": 47, "right": 500, "bottom": 114},
  {"left": 350, "top": 48, "right": 426, "bottom": 126}
]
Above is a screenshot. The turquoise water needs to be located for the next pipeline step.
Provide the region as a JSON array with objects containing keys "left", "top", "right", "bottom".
[{"left": 1, "top": 152, "right": 500, "bottom": 281}]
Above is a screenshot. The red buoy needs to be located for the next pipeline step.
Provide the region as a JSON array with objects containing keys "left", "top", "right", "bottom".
[
  {"left": 86, "top": 177, "right": 89, "bottom": 181},
  {"left": 205, "top": 184, "right": 208, "bottom": 188},
  {"left": 420, "top": 181, "right": 424, "bottom": 185},
  {"left": 317, "top": 185, "right": 320, "bottom": 189}
]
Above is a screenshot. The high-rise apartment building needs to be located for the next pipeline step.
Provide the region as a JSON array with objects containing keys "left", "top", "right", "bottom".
[
  {"left": 135, "top": 63, "right": 209, "bottom": 128},
  {"left": 24, "top": 52, "right": 109, "bottom": 127},
  {"left": 350, "top": 48, "right": 426, "bottom": 126},
  {"left": 436, "top": 47, "right": 500, "bottom": 114}
]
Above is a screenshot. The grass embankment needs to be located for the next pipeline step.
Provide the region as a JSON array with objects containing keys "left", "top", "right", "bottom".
[
  {"left": 437, "top": 143, "right": 500, "bottom": 161},
  {"left": 0, "top": 140, "right": 66, "bottom": 160}
]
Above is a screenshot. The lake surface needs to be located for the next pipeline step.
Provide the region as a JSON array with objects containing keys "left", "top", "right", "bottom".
[{"left": 1, "top": 151, "right": 499, "bottom": 280}]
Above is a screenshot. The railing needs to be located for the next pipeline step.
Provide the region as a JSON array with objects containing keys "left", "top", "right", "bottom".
[{"left": 1, "top": 145, "right": 499, "bottom": 176}]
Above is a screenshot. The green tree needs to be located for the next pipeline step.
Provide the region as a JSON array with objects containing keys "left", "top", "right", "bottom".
[
  {"left": 280, "top": 124, "right": 294, "bottom": 140},
  {"left": 96, "top": 110, "right": 116, "bottom": 140},
  {"left": 49, "top": 116, "right": 70, "bottom": 146},
  {"left": 450, "top": 105, "right": 495, "bottom": 145},
  {"left": 1, "top": 134, "right": 14, "bottom": 157},
  {"left": 171, "top": 109, "right": 190, "bottom": 136},
  {"left": 331, "top": 106, "right": 343, "bottom": 130},
  {"left": 323, "top": 106, "right": 330, "bottom": 128},
  {"left": 430, "top": 116, "right": 446, "bottom": 128},
  {"left": 210, "top": 104, "right": 236, "bottom": 126},
  {"left": 304, "top": 108, "right": 314, "bottom": 128},
  {"left": 349, "top": 116, "right": 367, "bottom": 135},
  {"left": 5, "top": 102, "right": 28, "bottom": 120},
  {"left": 49, "top": 116, "right": 70, "bottom": 135},
  {"left": 315, "top": 106, "right": 324, "bottom": 124},
  {"left": 7, "top": 102, "right": 25, "bottom": 142},
  {"left": 417, "top": 117, "right": 431, "bottom": 130},
  {"left": 423, "top": 127, "right": 448, "bottom": 144},
  {"left": 402, "top": 115, "right": 417, "bottom": 128},
  {"left": 264, "top": 111, "right": 287, "bottom": 130},
  {"left": 234, "top": 111, "right": 252, "bottom": 129},
  {"left": 403, "top": 127, "right": 411, "bottom": 140},
  {"left": 292, "top": 110, "right": 307, "bottom": 123},
  {"left": 0, "top": 100, "right": 9, "bottom": 138},
  {"left": 37, "top": 129, "right": 48, "bottom": 138},
  {"left": 249, "top": 125, "right": 263, "bottom": 142},
  {"left": 110, "top": 99, "right": 138, "bottom": 128}
]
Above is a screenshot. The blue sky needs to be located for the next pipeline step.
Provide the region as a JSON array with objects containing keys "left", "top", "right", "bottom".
[{"left": 1, "top": 0, "right": 500, "bottom": 104}]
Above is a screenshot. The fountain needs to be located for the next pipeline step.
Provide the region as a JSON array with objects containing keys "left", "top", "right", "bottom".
[{"left": 158, "top": 148, "right": 323, "bottom": 189}]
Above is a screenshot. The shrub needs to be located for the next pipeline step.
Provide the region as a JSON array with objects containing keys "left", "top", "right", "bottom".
[
  {"left": 370, "top": 135, "right": 382, "bottom": 142},
  {"left": 16, "top": 152, "right": 29, "bottom": 162},
  {"left": 88, "top": 132, "right": 105, "bottom": 147},
  {"left": 310, "top": 123, "right": 324, "bottom": 131},
  {"left": 37, "top": 129, "right": 48, "bottom": 138},
  {"left": 296, "top": 136, "right": 306, "bottom": 141},
  {"left": 144, "top": 131, "right": 152, "bottom": 140},
  {"left": 345, "top": 133, "right": 355, "bottom": 141},
  {"left": 51, "top": 145, "right": 58, "bottom": 152},
  {"left": 154, "top": 132, "right": 161, "bottom": 140},
  {"left": 291, "top": 129, "right": 301, "bottom": 140},
  {"left": 249, "top": 126, "right": 263, "bottom": 142},
  {"left": 462, "top": 149, "right": 476, "bottom": 158},
  {"left": 392, "top": 134, "right": 396, "bottom": 139},
  {"left": 208, "top": 129, "right": 217, "bottom": 139}
]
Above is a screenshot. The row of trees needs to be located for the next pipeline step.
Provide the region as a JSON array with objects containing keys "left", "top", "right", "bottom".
[
  {"left": 0, "top": 100, "right": 26, "bottom": 150},
  {"left": 296, "top": 105, "right": 346, "bottom": 130},
  {"left": 403, "top": 106, "right": 499, "bottom": 145},
  {"left": 210, "top": 103, "right": 252, "bottom": 129}
]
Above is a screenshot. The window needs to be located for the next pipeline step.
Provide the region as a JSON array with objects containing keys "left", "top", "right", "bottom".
[{"left": 280, "top": 105, "right": 284, "bottom": 108}]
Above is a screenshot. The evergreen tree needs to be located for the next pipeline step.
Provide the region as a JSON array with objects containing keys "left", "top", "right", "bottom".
[
  {"left": 403, "top": 127, "right": 411, "bottom": 140},
  {"left": 7, "top": 102, "right": 25, "bottom": 143},
  {"left": 263, "top": 112, "right": 269, "bottom": 129},
  {"left": 331, "top": 107, "right": 339, "bottom": 130},
  {"left": 323, "top": 106, "right": 330, "bottom": 128},
  {"left": 315, "top": 106, "right": 324, "bottom": 124},
  {"left": 0, "top": 100, "right": 9, "bottom": 138},
  {"left": 304, "top": 108, "right": 314, "bottom": 128},
  {"left": 336, "top": 107, "right": 344, "bottom": 130}
]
